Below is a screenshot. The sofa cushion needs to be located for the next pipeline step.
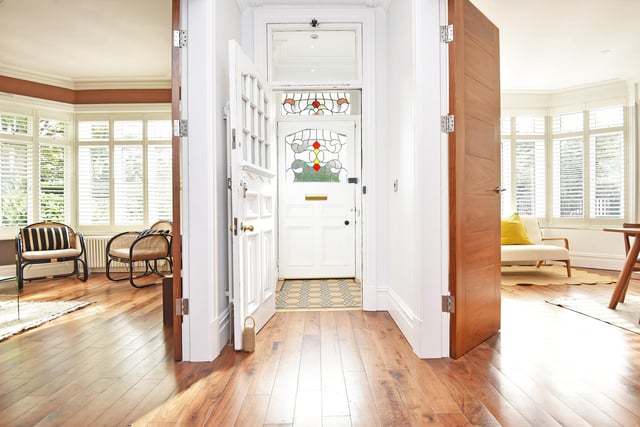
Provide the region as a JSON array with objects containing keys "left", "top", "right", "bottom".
[
  {"left": 21, "top": 227, "right": 71, "bottom": 251},
  {"left": 501, "top": 213, "right": 532, "bottom": 245},
  {"left": 501, "top": 244, "right": 570, "bottom": 262}
]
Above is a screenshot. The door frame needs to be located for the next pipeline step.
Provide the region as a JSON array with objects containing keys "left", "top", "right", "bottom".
[
  {"left": 251, "top": 7, "right": 378, "bottom": 310},
  {"left": 276, "top": 113, "right": 363, "bottom": 282},
  {"left": 170, "top": 0, "right": 183, "bottom": 361}
]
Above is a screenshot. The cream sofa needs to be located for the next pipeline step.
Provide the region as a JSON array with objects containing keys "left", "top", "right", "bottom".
[{"left": 501, "top": 215, "right": 572, "bottom": 277}]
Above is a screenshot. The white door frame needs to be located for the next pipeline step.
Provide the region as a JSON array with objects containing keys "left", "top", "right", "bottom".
[
  {"left": 249, "top": 7, "right": 380, "bottom": 311},
  {"left": 276, "top": 113, "right": 363, "bottom": 282}
]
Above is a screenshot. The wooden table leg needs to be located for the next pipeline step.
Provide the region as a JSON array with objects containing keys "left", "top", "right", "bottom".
[{"left": 609, "top": 233, "right": 640, "bottom": 309}]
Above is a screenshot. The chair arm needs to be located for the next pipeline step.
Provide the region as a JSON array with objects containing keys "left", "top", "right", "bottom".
[{"left": 541, "top": 237, "right": 569, "bottom": 250}]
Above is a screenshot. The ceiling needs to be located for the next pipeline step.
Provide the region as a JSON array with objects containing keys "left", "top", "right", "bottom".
[
  {"left": 0, "top": 0, "right": 172, "bottom": 89},
  {"left": 472, "top": 0, "right": 640, "bottom": 92},
  {"left": 0, "top": 0, "right": 638, "bottom": 92}
]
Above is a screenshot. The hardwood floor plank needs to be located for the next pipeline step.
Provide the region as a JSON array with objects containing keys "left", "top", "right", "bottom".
[
  {"left": 263, "top": 311, "right": 305, "bottom": 425},
  {"left": 320, "top": 312, "right": 350, "bottom": 417},
  {"left": 343, "top": 370, "right": 381, "bottom": 426},
  {"left": 353, "top": 322, "right": 412, "bottom": 425},
  {"left": 234, "top": 394, "right": 270, "bottom": 426},
  {"left": 293, "top": 389, "right": 323, "bottom": 426}
]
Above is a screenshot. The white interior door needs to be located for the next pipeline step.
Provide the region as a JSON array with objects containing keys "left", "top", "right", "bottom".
[
  {"left": 228, "top": 40, "right": 276, "bottom": 351},
  {"left": 278, "top": 119, "right": 357, "bottom": 278}
]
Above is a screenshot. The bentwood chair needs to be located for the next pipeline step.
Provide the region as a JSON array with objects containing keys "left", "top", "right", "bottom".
[{"left": 105, "top": 220, "right": 172, "bottom": 288}]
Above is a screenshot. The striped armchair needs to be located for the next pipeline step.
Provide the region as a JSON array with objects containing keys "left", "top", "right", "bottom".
[{"left": 15, "top": 221, "right": 88, "bottom": 289}]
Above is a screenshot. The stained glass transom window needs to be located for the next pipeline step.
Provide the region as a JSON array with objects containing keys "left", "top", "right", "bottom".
[
  {"left": 282, "top": 92, "right": 350, "bottom": 116},
  {"left": 285, "top": 128, "right": 348, "bottom": 182}
]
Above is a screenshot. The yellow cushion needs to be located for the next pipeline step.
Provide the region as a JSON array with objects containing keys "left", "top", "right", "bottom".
[{"left": 501, "top": 213, "right": 532, "bottom": 245}]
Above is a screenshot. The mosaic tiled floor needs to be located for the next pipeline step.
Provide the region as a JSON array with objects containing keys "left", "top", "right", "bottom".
[{"left": 276, "top": 279, "right": 362, "bottom": 311}]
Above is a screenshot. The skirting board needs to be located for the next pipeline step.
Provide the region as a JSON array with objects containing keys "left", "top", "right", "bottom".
[
  {"left": 387, "top": 288, "right": 418, "bottom": 349},
  {"left": 218, "top": 306, "right": 231, "bottom": 354}
]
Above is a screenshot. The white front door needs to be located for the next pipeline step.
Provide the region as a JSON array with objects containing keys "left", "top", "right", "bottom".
[
  {"left": 278, "top": 119, "right": 358, "bottom": 278},
  {"left": 228, "top": 40, "right": 276, "bottom": 351}
]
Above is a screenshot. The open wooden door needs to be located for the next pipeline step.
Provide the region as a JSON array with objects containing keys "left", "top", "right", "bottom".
[
  {"left": 228, "top": 40, "right": 277, "bottom": 351},
  {"left": 170, "top": 0, "right": 183, "bottom": 361},
  {"left": 448, "top": 0, "right": 502, "bottom": 359}
]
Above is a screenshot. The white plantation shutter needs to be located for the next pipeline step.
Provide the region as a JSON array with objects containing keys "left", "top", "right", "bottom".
[
  {"left": 0, "top": 113, "right": 32, "bottom": 136},
  {"left": 0, "top": 141, "right": 33, "bottom": 226},
  {"left": 553, "top": 111, "right": 583, "bottom": 133},
  {"left": 148, "top": 144, "right": 172, "bottom": 221},
  {"left": 515, "top": 116, "right": 545, "bottom": 135},
  {"left": 114, "top": 120, "right": 143, "bottom": 141},
  {"left": 147, "top": 120, "right": 172, "bottom": 141},
  {"left": 39, "top": 144, "right": 65, "bottom": 222},
  {"left": 590, "top": 106, "right": 624, "bottom": 129},
  {"left": 114, "top": 145, "right": 144, "bottom": 224},
  {"left": 78, "top": 145, "right": 110, "bottom": 224},
  {"left": 514, "top": 140, "right": 545, "bottom": 216},
  {"left": 590, "top": 132, "right": 624, "bottom": 217},
  {"left": 553, "top": 137, "right": 584, "bottom": 217},
  {"left": 78, "top": 121, "right": 109, "bottom": 141}
]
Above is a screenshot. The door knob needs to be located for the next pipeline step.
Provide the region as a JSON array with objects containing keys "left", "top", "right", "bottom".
[
  {"left": 242, "top": 224, "right": 254, "bottom": 232},
  {"left": 495, "top": 186, "right": 506, "bottom": 193},
  {"left": 344, "top": 220, "right": 350, "bottom": 225}
]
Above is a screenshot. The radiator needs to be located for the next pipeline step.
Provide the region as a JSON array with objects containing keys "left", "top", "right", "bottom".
[{"left": 85, "top": 235, "right": 114, "bottom": 272}]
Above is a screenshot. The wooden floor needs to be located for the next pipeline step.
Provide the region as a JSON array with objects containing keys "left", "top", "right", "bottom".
[{"left": 1, "top": 270, "right": 640, "bottom": 426}]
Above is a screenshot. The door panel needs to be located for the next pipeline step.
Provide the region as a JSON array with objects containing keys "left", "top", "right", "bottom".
[
  {"left": 228, "top": 40, "right": 276, "bottom": 351},
  {"left": 448, "top": 0, "right": 502, "bottom": 359},
  {"left": 278, "top": 119, "right": 357, "bottom": 278}
]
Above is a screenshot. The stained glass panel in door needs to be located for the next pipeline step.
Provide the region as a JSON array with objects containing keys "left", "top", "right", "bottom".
[{"left": 284, "top": 128, "right": 348, "bottom": 183}]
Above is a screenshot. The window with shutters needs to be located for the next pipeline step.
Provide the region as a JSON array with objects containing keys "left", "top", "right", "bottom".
[
  {"left": 502, "top": 105, "right": 627, "bottom": 225},
  {"left": 551, "top": 106, "right": 625, "bottom": 223},
  {"left": 77, "top": 114, "right": 172, "bottom": 230},
  {"left": 500, "top": 116, "right": 546, "bottom": 217},
  {"left": 0, "top": 111, "right": 71, "bottom": 229}
]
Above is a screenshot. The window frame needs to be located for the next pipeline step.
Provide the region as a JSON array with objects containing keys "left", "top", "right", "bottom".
[
  {"left": 75, "top": 112, "right": 172, "bottom": 234},
  {"left": 501, "top": 104, "right": 630, "bottom": 228},
  {"left": 0, "top": 105, "right": 73, "bottom": 238}
]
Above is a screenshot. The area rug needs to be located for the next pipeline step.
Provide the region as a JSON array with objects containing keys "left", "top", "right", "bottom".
[
  {"left": 0, "top": 300, "right": 92, "bottom": 342},
  {"left": 501, "top": 265, "right": 616, "bottom": 286},
  {"left": 276, "top": 279, "right": 361, "bottom": 311},
  {"left": 546, "top": 295, "right": 640, "bottom": 334}
]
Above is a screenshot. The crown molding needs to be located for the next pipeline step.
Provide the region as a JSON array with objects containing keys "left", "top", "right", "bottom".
[{"left": 0, "top": 66, "right": 170, "bottom": 91}]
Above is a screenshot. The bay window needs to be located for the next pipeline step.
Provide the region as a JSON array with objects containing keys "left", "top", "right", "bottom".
[{"left": 502, "top": 105, "right": 627, "bottom": 225}]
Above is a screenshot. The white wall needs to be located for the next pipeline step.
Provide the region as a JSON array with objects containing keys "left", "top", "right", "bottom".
[
  {"left": 386, "top": 0, "right": 417, "bottom": 345},
  {"left": 384, "top": 0, "right": 448, "bottom": 358},
  {"left": 182, "top": 0, "right": 241, "bottom": 361}
]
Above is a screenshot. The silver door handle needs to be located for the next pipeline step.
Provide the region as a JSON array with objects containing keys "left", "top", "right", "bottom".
[{"left": 495, "top": 186, "right": 506, "bottom": 193}]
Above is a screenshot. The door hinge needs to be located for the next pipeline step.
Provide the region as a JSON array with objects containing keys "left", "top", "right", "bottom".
[
  {"left": 176, "top": 298, "right": 189, "bottom": 316},
  {"left": 440, "top": 25, "right": 454, "bottom": 43},
  {"left": 442, "top": 295, "right": 455, "bottom": 313},
  {"left": 173, "top": 29, "right": 187, "bottom": 48},
  {"left": 231, "top": 128, "right": 237, "bottom": 149},
  {"left": 174, "top": 119, "right": 188, "bottom": 137},
  {"left": 227, "top": 177, "right": 232, "bottom": 190},
  {"left": 440, "top": 115, "right": 455, "bottom": 133}
]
